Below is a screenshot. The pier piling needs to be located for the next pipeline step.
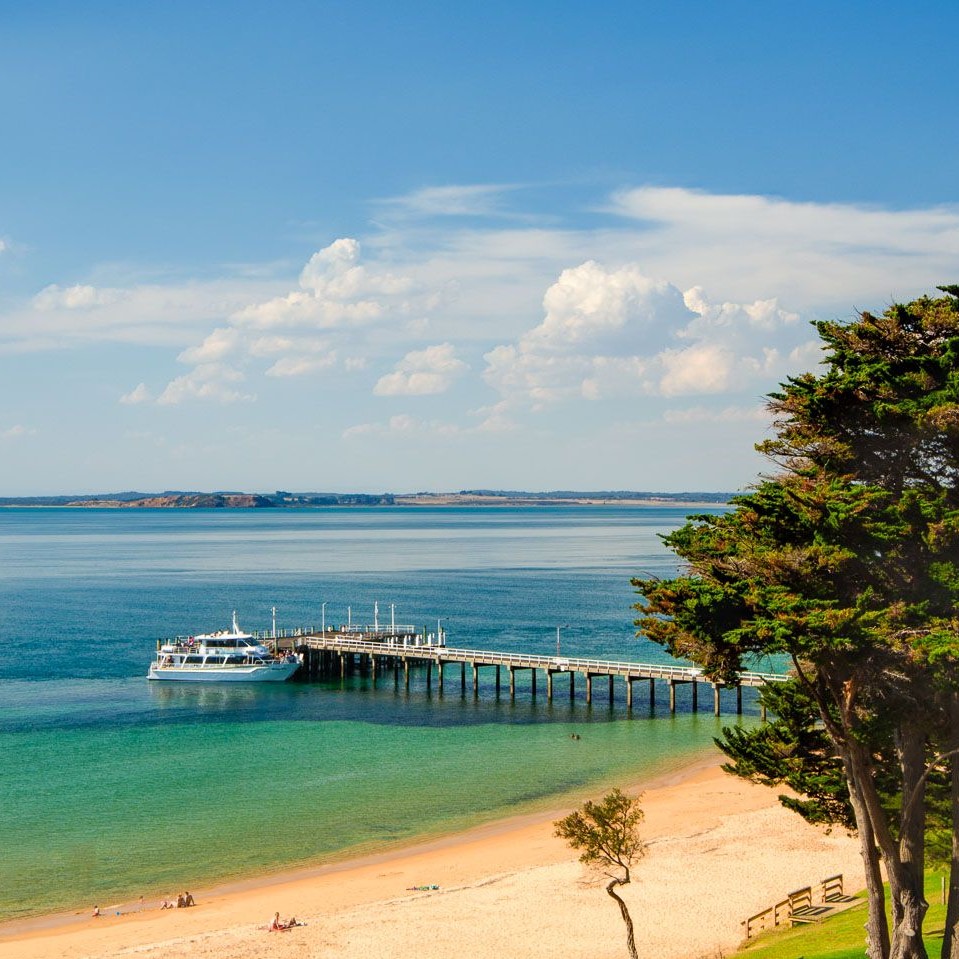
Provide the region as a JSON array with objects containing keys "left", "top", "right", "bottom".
[{"left": 284, "top": 634, "right": 781, "bottom": 720}]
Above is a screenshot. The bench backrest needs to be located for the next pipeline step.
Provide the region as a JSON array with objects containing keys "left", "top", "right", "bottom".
[
  {"left": 788, "top": 887, "right": 812, "bottom": 912},
  {"left": 821, "top": 874, "right": 843, "bottom": 900}
]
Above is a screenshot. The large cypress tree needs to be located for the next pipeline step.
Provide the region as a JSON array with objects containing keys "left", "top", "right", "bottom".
[{"left": 633, "top": 289, "right": 959, "bottom": 959}]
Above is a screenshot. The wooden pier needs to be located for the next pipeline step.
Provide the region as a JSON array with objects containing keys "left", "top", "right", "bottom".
[{"left": 290, "top": 634, "right": 785, "bottom": 716}]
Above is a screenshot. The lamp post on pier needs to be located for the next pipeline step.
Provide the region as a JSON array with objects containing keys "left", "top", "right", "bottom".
[
  {"left": 322, "top": 602, "right": 327, "bottom": 636},
  {"left": 556, "top": 623, "right": 569, "bottom": 657}
]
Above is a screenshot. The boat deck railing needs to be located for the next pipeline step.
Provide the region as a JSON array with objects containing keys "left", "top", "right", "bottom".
[{"left": 162, "top": 624, "right": 423, "bottom": 644}]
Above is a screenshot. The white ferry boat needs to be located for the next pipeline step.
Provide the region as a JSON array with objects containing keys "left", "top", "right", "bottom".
[{"left": 147, "top": 612, "right": 300, "bottom": 683}]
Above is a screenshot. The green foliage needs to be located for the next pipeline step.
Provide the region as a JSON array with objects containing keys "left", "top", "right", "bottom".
[
  {"left": 717, "top": 681, "right": 955, "bottom": 863},
  {"left": 555, "top": 790, "right": 647, "bottom": 959},
  {"left": 633, "top": 288, "right": 959, "bottom": 959},
  {"left": 717, "top": 681, "right": 857, "bottom": 830},
  {"left": 554, "top": 788, "right": 647, "bottom": 879}
]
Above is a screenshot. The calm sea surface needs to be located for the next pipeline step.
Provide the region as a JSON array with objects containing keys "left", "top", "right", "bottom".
[{"left": 0, "top": 505, "right": 747, "bottom": 922}]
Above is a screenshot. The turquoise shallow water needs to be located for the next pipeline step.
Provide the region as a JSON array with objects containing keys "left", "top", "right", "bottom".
[{"left": 0, "top": 505, "right": 747, "bottom": 922}]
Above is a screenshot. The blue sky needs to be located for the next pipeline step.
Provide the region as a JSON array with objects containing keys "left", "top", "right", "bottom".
[{"left": 2, "top": 2, "right": 958, "bottom": 495}]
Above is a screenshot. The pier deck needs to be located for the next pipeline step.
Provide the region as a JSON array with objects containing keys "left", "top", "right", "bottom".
[{"left": 293, "top": 634, "right": 786, "bottom": 715}]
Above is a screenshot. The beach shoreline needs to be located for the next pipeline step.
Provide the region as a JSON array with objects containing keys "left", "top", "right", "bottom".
[
  {"left": 2, "top": 751, "right": 720, "bottom": 938},
  {"left": 3, "top": 756, "right": 866, "bottom": 959}
]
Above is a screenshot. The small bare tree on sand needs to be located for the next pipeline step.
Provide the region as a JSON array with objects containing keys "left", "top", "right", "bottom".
[{"left": 554, "top": 788, "right": 647, "bottom": 959}]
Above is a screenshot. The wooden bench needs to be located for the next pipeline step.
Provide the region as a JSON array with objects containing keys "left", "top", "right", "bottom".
[
  {"left": 742, "top": 873, "right": 849, "bottom": 939},
  {"left": 821, "top": 874, "right": 848, "bottom": 902},
  {"left": 788, "top": 886, "right": 833, "bottom": 925},
  {"left": 787, "top": 886, "right": 816, "bottom": 924}
]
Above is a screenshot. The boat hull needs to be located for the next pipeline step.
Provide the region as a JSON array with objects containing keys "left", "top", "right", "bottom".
[{"left": 147, "top": 661, "right": 299, "bottom": 683}]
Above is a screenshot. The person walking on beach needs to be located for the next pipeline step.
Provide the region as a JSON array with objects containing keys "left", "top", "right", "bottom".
[{"left": 92, "top": 905, "right": 100, "bottom": 918}]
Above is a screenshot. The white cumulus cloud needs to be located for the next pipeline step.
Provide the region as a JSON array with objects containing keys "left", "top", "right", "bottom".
[
  {"left": 483, "top": 260, "right": 817, "bottom": 409},
  {"left": 374, "top": 343, "right": 468, "bottom": 396},
  {"left": 233, "top": 238, "right": 414, "bottom": 332},
  {"left": 657, "top": 343, "right": 736, "bottom": 396}
]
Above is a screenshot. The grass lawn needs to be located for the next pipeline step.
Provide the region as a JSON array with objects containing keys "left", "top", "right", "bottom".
[{"left": 732, "top": 872, "right": 948, "bottom": 959}]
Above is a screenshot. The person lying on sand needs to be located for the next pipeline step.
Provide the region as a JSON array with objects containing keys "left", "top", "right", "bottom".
[{"left": 268, "top": 911, "right": 304, "bottom": 931}]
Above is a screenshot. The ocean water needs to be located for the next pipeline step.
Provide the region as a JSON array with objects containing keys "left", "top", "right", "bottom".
[{"left": 0, "top": 505, "right": 749, "bottom": 922}]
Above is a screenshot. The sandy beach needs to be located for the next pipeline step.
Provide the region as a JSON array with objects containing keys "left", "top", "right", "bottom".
[{"left": 3, "top": 760, "right": 865, "bottom": 959}]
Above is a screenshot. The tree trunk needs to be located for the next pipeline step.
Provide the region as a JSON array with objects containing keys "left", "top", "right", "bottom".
[
  {"left": 605, "top": 876, "right": 638, "bottom": 959},
  {"left": 889, "top": 883, "right": 931, "bottom": 959},
  {"left": 842, "top": 749, "right": 891, "bottom": 959},
  {"left": 942, "top": 694, "right": 959, "bottom": 959},
  {"left": 850, "top": 743, "right": 928, "bottom": 959},
  {"left": 808, "top": 674, "right": 891, "bottom": 959},
  {"left": 898, "top": 724, "right": 928, "bottom": 878},
  {"left": 888, "top": 724, "right": 929, "bottom": 959}
]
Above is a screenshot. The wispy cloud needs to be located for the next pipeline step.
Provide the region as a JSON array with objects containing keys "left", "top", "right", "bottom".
[
  {"left": 343, "top": 413, "right": 461, "bottom": 438},
  {"left": 1, "top": 277, "right": 278, "bottom": 355},
  {"left": 120, "top": 383, "right": 152, "bottom": 405},
  {"left": 157, "top": 363, "right": 254, "bottom": 406},
  {"left": 375, "top": 183, "right": 522, "bottom": 219},
  {"left": 4, "top": 183, "right": 955, "bottom": 426},
  {"left": 601, "top": 186, "right": 959, "bottom": 307},
  {"left": 33, "top": 283, "right": 125, "bottom": 310},
  {"left": 661, "top": 404, "right": 770, "bottom": 425}
]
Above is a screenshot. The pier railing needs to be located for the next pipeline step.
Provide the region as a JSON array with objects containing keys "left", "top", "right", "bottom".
[{"left": 297, "top": 635, "right": 787, "bottom": 688}]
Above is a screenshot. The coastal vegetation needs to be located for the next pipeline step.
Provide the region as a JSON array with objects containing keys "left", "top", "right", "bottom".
[
  {"left": 634, "top": 287, "right": 959, "bottom": 959},
  {"left": 555, "top": 789, "right": 647, "bottom": 959},
  {"left": 0, "top": 490, "right": 731, "bottom": 508}
]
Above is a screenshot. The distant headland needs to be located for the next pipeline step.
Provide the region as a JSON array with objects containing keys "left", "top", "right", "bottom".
[{"left": 0, "top": 489, "right": 732, "bottom": 508}]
